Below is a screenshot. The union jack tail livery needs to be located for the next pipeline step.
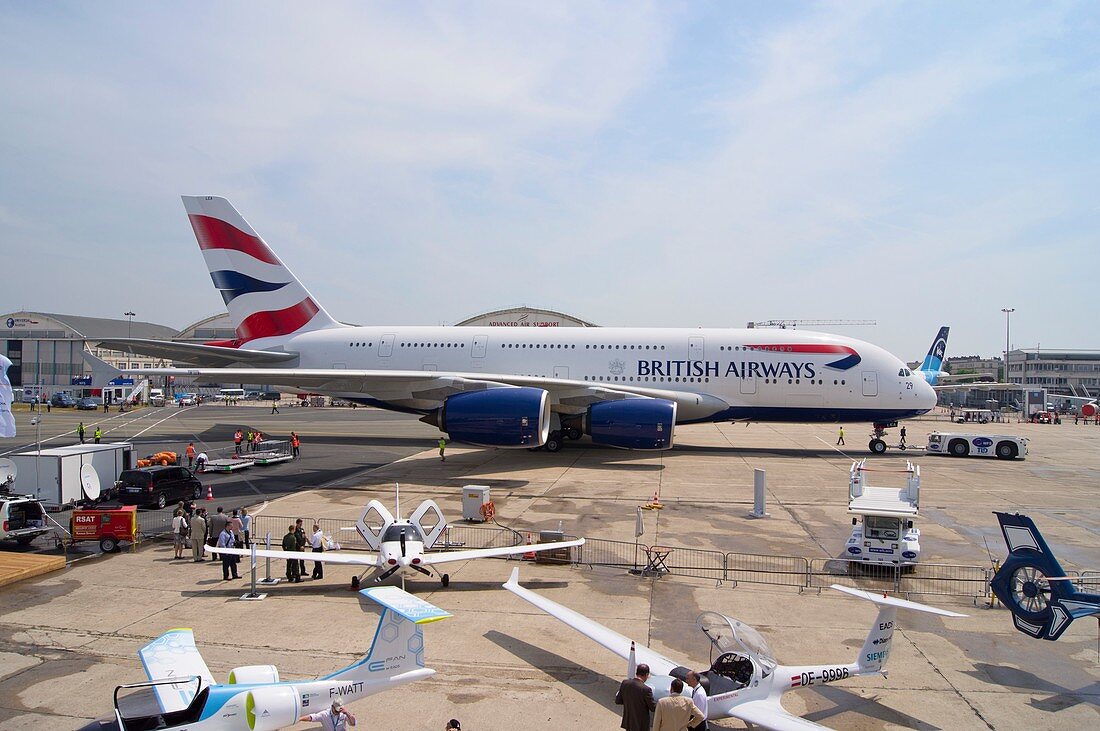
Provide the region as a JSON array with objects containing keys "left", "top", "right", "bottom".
[{"left": 182, "top": 196, "right": 345, "bottom": 348}]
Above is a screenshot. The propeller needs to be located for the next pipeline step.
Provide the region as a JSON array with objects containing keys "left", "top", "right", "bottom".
[
  {"left": 375, "top": 565, "right": 401, "bottom": 582},
  {"left": 1008, "top": 565, "right": 1054, "bottom": 616}
]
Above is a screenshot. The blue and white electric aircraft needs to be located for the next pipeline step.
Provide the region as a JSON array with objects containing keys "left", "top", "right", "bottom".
[
  {"left": 105, "top": 197, "right": 936, "bottom": 454},
  {"left": 79, "top": 587, "right": 449, "bottom": 731}
]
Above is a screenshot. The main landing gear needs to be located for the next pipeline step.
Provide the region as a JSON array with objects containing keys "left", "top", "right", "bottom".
[
  {"left": 868, "top": 421, "right": 898, "bottom": 454},
  {"left": 528, "top": 427, "right": 583, "bottom": 453}
]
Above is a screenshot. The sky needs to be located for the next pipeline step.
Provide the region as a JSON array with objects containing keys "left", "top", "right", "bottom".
[{"left": 1, "top": 1, "right": 1097, "bottom": 360}]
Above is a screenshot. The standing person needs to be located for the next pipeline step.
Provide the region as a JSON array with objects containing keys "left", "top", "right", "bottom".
[
  {"left": 185, "top": 442, "right": 196, "bottom": 468},
  {"left": 216, "top": 524, "right": 241, "bottom": 580},
  {"left": 652, "top": 678, "right": 704, "bottom": 731},
  {"left": 282, "top": 524, "right": 301, "bottom": 583},
  {"left": 240, "top": 507, "right": 252, "bottom": 547},
  {"left": 190, "top": 510, "right": 208, "bottom": 562},
  {"left": 299, "top": 698, "right": 356, "bottom": 729},
  {"left": 228, "top": 509, "right": 244, "bottom": 545},
  {"left": 294, "top": 518, "right": 308, "bottom": 577},
  {"left": 94, "top": 427, "right": 102, "bottom": 444},
  {"left": 310, "top": 523, "right": 325, "bottom": 579},
  {"left": 245, "top": 430, "right": 253, "bottom": 453},
  {"left": 685, "top": 671, "right": 708, "bottom": 731},
  {"left": 171, "top": 509, "right": 188, "bottom": 560},
  {"left": 291, "top": 432, "right": 301, "bottom": 459},
  {"left": 270, "top": 398, "right": 280, "bottom": 415},
  {"left": 615, "top": 663, "right": 656, "bottom": 731},
  {"left": 438, "top": 437, "right": 447, "bottom": 462},
  {"left": 208, "top": 506, "right": 228, "bottom": 550},
  {"left": 899, "top": 426, "right": 907, "bottom": 449},
  {"left": 77, "top": 421, "right": 86, "bottom": 444},
  {"left": 234, "top": 428, "right": 243, "bottom": 455},
  {"left": 836, "top": 426, "right": 845, "bottom": 446}
]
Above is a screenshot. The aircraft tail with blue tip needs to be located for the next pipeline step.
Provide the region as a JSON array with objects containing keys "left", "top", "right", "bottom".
[{"left": 918, "top": 326, "right": 949, "bottom": 385}]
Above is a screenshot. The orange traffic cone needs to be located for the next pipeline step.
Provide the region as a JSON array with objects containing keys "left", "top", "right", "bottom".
[
  {"left": 205, "top": 483, "right": 214, "bottom": 501},
  {"left": 523, "top": 533, "right": 536, "bottom": 561}
]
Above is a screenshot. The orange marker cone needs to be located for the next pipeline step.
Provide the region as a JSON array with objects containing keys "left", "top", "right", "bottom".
[
  {"left": 205, "top": 484, "right": 214, "bottom": 501},
  {"left": 523, "top": 533, "right": 536, "bottom": 561}
]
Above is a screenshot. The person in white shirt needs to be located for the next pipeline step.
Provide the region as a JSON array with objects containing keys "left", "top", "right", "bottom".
[
  {"left": 300, "top": 698, "right": 356, "bottom": 730},
  {"left": 171, "top": 509, "right": 188, "bottom": 559},
  {"left": 310, "top": 523, "right": 325, "bottom": 579},
  {"left": 240, "top": 508, "right": 252, "bottom": 547},
  {"left": 686, "top": 670, "right": 708, "bottom": 731}
]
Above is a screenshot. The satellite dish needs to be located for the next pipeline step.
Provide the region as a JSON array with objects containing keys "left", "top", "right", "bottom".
[
  {"left": 80, "top": 464, "right": 101, "bottom": 501},
  {"left": 0, "top": 458, "right": 16, "bottom": 486}
]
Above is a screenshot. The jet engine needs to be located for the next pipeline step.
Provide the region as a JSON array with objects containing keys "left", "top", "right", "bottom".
[
  {"left": 228, "top": 665, "right": 281, "bottom": 684},
  {"left": 586, "top": 398, "right": 677, "bottom": 450},
  {"left": 244, "top": 685, "right": 300, "bottom": 731},
  {"left": 425, "top": 387, "right": 550, "bottom": 447},
  {"left": 1082, "top": 401, "right": 1098, "bottom": 418}
]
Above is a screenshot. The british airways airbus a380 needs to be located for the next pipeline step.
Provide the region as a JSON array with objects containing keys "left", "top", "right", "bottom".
[{"left": 104, "top": 196, "right": 936, "bottom": 454}]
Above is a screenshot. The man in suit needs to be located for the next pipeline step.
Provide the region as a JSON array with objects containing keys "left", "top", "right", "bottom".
[
  {"left": 653, "top": 678, "right": 705, "bottom": 731},
  {"left": 615, "top": 663, "right": 656, "bottom": 731}
]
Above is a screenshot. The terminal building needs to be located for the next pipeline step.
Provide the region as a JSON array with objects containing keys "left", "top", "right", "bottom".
[{"left": 1007, "top": 348, "right": 1100, "bottom": 398}]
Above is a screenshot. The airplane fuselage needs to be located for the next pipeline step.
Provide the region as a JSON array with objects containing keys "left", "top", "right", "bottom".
[{"left": 264, "top": 325, "right": 936, "bottom": 424}]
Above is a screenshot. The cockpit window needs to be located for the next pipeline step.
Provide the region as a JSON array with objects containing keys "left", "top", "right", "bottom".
[
  {"left": 899, "top": 368, "right": 914, "bottom": 377},
  {"left": 382, "top": 524, "right": 424, "bottom": 542}
]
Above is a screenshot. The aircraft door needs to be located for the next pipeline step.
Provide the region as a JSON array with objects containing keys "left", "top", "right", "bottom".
[
  {"left": 356, "top": 500, "right": 396, "bottom": 550},
  {"left": 740, "top": 377, "right": 756, "bottom": 395},
  {"left": 409, "top": 499, "right": 447, "bottom": 548},
  {"left": 862, "top": 371, "right": 878, "bottom": 397},
  {"left": 689, "top": 336, "right": 705, "bottom": 361},
  {"left": 379, "top": 334, "right": 395, "bottom": 357},
  {"left": 472, "top": 335, "right": 488, "bottom": 358},
  {"left": 554, "top": 366, "right": 569, "bottom": 379}
]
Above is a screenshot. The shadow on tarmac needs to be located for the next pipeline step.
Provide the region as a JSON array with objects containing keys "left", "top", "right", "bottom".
[
  {"left": 805, "top": 684, "right": 941, "bottom": 729},
  {"left": 967, "top": 662, "right": 1100, "bottom": 712},
  {"left": 484, "top": 629, "right": 622, "bottom": 714}
]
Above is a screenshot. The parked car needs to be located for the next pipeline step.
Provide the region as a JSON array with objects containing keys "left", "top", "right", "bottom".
[
  {"left": 115, "top": 466, "right": 202, "bottom": 509},
  {"left": 0, "top": 494, "right": 53, "bottom": 546},
  {"left": 177, "top": 394, "right": 197, "bottom": 406},
  {"left": 50, "top": 393, "right": 76, "bottom": 408},
  {"left": 76, "top": 397, "right": 102, "bottom": 410},
  {"left": 259, "top": 391, "right": 282, "bottom": 401}
]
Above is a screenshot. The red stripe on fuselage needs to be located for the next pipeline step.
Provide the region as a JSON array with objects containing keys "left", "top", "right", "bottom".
[
  {"left": 236, "top": 298, "right": 319, "bottom": 344},
  {"left": 188, "top": 214, "right": 281, "bottom": 265}
]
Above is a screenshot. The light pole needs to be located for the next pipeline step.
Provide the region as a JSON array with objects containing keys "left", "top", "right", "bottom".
[
  {"left": 30, "top": 415, "right": 41, "bottom": 501},
  {"left": 124, "top": 311, "right": 136, "bottom": 338},
  {"left": 1001, "top": 308, "right": 1014, "bottom": 383}
]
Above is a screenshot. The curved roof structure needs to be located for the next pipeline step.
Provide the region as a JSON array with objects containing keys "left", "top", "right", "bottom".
[
  {"left": 455, "top": 306, "right": 597, "bottom": 328},
  {"left": 0, "top": 311, "right": 176, "bottom": 340}
]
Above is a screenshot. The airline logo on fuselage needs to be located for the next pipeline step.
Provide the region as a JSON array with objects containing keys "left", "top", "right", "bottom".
[{"left": 635, "top": 344, "right": 859, "bottom": 378}]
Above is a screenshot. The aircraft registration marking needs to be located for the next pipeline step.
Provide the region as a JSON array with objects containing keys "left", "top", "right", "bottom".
[{"left": 791, "top": 667, "right": 849, "bottom": 688}]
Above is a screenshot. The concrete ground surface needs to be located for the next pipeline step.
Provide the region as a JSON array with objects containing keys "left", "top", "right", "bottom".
[{"left": 1, "top": 408, "right": 1098, "bottom": 729}]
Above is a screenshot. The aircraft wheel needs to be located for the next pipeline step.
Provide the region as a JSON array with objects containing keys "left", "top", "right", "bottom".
[
  {"left": 565, "top": 427, "right": 582, "bottom": 441},
  {"left": 545, "top": 433, "right": 563, "bottom": 453},
  {"left": 441, "top": 573, "right": 450, "bottom": 588},
  {"left": 868, "top": 439, "right": 887, "bottom": 454}
]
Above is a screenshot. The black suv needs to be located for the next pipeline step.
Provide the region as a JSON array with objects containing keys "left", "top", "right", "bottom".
[{"left": 116, "top": 466, "right": 202, "bottom": 509}]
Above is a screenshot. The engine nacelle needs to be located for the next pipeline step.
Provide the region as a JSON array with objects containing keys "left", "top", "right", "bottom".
[
  {"left": 245, "top": 685, "right": 300, "bottom": 731},
  {"left": 1082, "top": 402, "right": 1098, "bottom": 418},
  {"left": 228, "top": 665, "right": 281, "bottom": 685},
  {"left": 436, "top": 387, "right": 550, "bottom": 448},
  {"left": 586, "top": 399, "right": 677, "bottom": 450}
]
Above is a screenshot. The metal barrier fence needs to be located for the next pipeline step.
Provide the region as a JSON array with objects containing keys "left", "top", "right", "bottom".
[{"left": 124, "top": 511, "right": 1087, "bottom": 602}]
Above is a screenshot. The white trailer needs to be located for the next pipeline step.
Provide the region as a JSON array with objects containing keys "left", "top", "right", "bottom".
[
  {"left": 925, "top": 431, "right": 1028, "bottom": 459},
  {"left": 844, "top": 459, "right": 921, "bottom": 569},
  {"left": 9, "top": 443, "right": 134, "bottom": 509}
]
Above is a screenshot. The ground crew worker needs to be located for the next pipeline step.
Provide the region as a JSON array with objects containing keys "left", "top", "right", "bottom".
[
  {"left": 246, "top": 430, "right": 254, "bottom": 450},
  {"left": 899, "top": 426, "right": 907, "bottom": 448},
  {"left": 291, "top": 432, "right": 300, "bottom": 459},
  {"left": 270, "top": 398, "right": 280, "bottom": 415},
  {"left": 94, "top": 427, "right": 102, "bottom": 444},
  {"left": 234, "top": 428, "right": 243, "bottom": 454},
  {"left": 77, "top": 422, "right": 86, "bottom": 444},
  {"left": 282, "top": 524, "right": 301, "bottom": 582},
  {"left": 438, "top": 437, "right": 447, "bottom": 462},
  {"left": 185, "top": 442, "right": 196, "bottom": 468},
  {"left": 836, "top": 426, "right": 845, "bottom": 446}
]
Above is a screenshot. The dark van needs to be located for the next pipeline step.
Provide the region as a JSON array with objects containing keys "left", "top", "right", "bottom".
[{"left": 116, "top": 466, "right": 202, "bottom": 509}]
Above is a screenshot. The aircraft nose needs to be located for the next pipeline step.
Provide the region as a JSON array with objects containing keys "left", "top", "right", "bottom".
[{"left": 917, "top": 379, "right": 937, "bottom": 412}]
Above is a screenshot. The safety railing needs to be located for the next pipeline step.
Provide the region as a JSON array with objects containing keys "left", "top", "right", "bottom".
[
  {"left": 808, "top": 557, "right": 902, "bottom": 593},
  {"left": 1074, "top": 570, "right": 1100, "bottom": 593},
  {"left": 726, "top": 552, "right": 809, "bottom": 588},
  {"left": 899, "top": 563, "right": 990, "bottom": 599}
]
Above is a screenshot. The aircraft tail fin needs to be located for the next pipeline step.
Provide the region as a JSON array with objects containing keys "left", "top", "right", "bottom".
[
  {"left": 989, "top": 512, "right": 1100, "bottom": 640},
  {"left": 181, "top": 196, "right": 345, "bottom": 348},
  {"left": 0, "top": 355, "right": 16, "bottom": 438},
  {"left": 831, "top": 584, "right": 966, "bottom": 673},
  {"left": 324, "top": 587, "right": 451, "bottom": 682},
  {"left": 918, "top": 326, "right": 950, "bottom": 385}
]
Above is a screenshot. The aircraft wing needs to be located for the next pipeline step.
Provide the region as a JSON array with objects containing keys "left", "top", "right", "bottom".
[
  {"left": 138, "top": 628, "right": 216, "bottom": 712},
  {"left": 728, "top": 700, "right": 827, "bottom": 731},
  {"left": 97, "top": 338, "right": 297, "bottom": 367},
  {"left": 121, "top": 367, "right": 728, "bottom": 419},
  {"left": 422, "top": 538, "right": 584, "bottom": 566},
  {"left": 204, "top": 544, "right": 381, "bottom": 567},
  {"left": 503, "top": 568, "right": 682, "bottom": 677}
]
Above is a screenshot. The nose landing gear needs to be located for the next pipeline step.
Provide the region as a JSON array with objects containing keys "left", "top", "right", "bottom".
[{"left": 868, "top": 421, "right": 897, "bottom": 454}]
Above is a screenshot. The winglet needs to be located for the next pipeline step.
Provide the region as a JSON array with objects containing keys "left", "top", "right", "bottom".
[
  {"left": 360, "top": 586, "right": 452, "bottom": 624},
  {"left": 505, "top": 567, "right": 521, "bottom": 588}
]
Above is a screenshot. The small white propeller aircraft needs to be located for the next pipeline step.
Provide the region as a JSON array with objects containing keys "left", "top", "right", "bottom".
[
  {"left": 209, "top": 489, "right": 584, "bottom": 587},
  {"left": 79, "top": 587, "right": 449, "bottom": 731},
  {"left": 504, "top": 569, "right": 966, "bottom": 730}
]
